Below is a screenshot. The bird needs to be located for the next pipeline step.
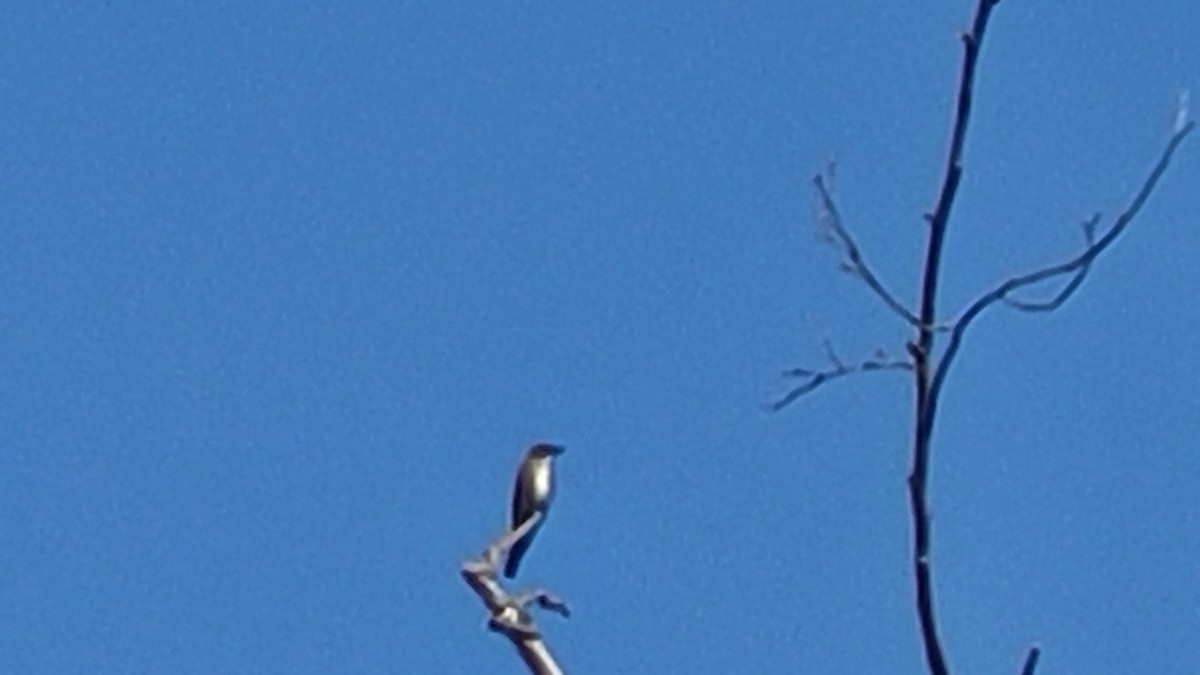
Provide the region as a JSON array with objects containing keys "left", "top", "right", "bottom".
[{"left": 504, "top": 442, "right": 565, "bottom": 578}]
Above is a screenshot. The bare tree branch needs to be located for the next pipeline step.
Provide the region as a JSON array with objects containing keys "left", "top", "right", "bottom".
[
  {"left": 1002, "top": 214, "right": 1099, "bottom": 312},
  {"left": 461, "top": 512, "right": 569, "bottom": 675},
  {"left": 774, "top": 2, "right": 1192, "bottom": 673},
  {"left": 927, "top": 120, "right": 1195, "bottom": 417},
  {"left": 906, "top": 2, "right": 1004, "bottom": 673},
  {"left": 770, "top": 342, "right": 912, "bottom": 411},
  {"left": 1019, "top": 646, "right": 1041, "bottom": 675},
  {"left": 814, "top": 174, "right": 926, "bottom": 329}
]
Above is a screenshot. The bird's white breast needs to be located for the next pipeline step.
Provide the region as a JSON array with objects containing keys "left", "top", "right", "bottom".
[{"left": 531, "top": 459, "right": 553, "bottom": 499}]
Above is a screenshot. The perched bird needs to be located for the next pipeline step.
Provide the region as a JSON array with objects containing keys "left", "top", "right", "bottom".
[{"left": 504, "top": 442, "right": 565, "bottom": 578}]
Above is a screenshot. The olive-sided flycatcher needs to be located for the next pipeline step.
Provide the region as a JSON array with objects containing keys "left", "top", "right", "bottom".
[{"left": 504, "top": 442, "right": 565, "bottom": 578}]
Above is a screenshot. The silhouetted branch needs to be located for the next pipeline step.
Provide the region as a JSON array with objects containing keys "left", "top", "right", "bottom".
[
  {"left": 1002, "top": 215, "right": 1098, "bottom": 312},
  {"left": 814, "top": 173, "right": 925, "bottom": 329},
  {"left": 928, "top": 120, "right": 1195, "bottom": 416},
  {"left": 461, "top": 512, "right": 568, "bottom": 675},
  {"left": 771, "top": 341, "right": 912, "bottom": 411},
  {"left": 774, "top": 1, "right": 1192, "bottom": 673},
  {"left": 1019, "top": 646, "right": 1041, "bottom": 675},
  {"left": 906, "top": 3, "right": 1003, "bottom": 674},
  {"left": 528, "top": 591, "right": 572, "bottom": 619}
]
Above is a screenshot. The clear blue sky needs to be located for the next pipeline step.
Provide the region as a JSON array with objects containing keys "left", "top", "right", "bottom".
[{"left": 0, "top": 2, "right": 1196, "bottom": 673}]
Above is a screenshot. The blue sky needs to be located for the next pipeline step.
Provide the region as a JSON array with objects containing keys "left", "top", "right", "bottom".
[{"left": 0, "top": 2, "right": 1196, "bottom": 673}]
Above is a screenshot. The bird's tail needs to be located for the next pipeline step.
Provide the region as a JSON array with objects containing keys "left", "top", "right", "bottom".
[{"left": 503, "top": 531, "right": 532, "bottom": 578}]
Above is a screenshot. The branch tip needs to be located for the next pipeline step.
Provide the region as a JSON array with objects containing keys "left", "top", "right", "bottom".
[{"left": 1019, "top": 646, "right": 1041, "bottom": 675}]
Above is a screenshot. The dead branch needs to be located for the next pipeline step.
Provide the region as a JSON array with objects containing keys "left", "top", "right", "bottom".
[
  {"left": 772, "top": 2, "right": 1193, "bottom": 674},
  {"left": 927, "top": 120, "right": 1195, "bottom": 420},
  {"left": 1019, "top": 646, "right": 1041, "bottom": 675},
  {"left": 461, "top": 512, "right": 569, "bottom": 675},
  {"left": 1001, "top": 215, "right": 1099, "bottom": 312},
  {"left": 908, "top": 4, "right": 1002, "bottom": 668},
  {"left": 813, "top": 174, "right": 925, "bottom": 329},
  {"left": 771, "top": 341, "right": 912, "bottom": 411}
]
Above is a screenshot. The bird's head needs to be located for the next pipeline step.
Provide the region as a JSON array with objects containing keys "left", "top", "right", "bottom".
[{"left": 528, "top": 442, "right": 565, "bottom": 459}]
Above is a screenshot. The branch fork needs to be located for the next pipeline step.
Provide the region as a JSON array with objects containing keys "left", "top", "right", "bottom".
[{"left": 461, "top": 512, "right": 569, "bottom": 675}]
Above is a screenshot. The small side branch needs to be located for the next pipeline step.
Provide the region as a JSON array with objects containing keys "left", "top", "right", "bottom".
[
  {"left": 1002, "top": 215, "right": 1098, "bottom": 312},
  {"left": 770, "top": 341, "right": 913, "bottom": 411},
  {"left": 814, "top": 174, "right": 925, "bottom": 329},
  {"left": 927, "top": 120, "right": 1195, "bottom": 415},
  {"left": 774, "top": 0, "right": 1190, "bottom": 671}
]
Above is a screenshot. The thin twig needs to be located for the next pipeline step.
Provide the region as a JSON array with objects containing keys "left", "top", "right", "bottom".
[
  {"left": 1019, "top": 646, "right": 1041, "bottom": 675},
  {"left": 1003, "top": 214, "right": 1099, "bottom": 311},
  {"left": 771, "top": 346, "right": 912, "bottom": 411},
  {"left": 822, "top": 337, "right": 847, "bottom": 370},
  {"left": 774, "top": 2, "right": 1191, "bottom": 673},
  {"left": 927, "top": 120, "right": 1194, "bottom": 418},
  {"left": 814, "top": 174, "right": 925, "bottom": 328}
]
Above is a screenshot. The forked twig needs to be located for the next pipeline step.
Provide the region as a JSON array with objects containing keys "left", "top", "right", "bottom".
[
  {"left": 1002, "top": 215, "right": 1099, "bottom": 312},
  {"left": 461, "top": 512, "right": 569, "bottom": 674},
  {"left": 905, "top": 4, "right": 1004, "bottom": 673},
  {"left": 927, "top": 120, "right": 1195, "bottom": 420},
  {"left": 771, "top": 341, "right": 912, "bottom": 411},
  {"left": 772, "top": 1, "right": 1192, "bottom": 672},
  {"left": 814, "top": 174, "right": 925, "bottom": 329}
]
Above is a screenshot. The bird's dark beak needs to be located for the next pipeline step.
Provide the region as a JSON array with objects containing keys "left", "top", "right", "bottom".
[{"left": 548, "top": 444, "right": 566, "bottom": 456}]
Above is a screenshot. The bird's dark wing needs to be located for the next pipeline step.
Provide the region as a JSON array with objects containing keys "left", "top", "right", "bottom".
[
  {"left": 505, "top": 461, "right": 535, "bottom": 578},
  {"left": 510, "top": 474, "right": 529, "bottom": 529},
  {"left": 503, "top": 523, "right": 535, "bottom": 578}
]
